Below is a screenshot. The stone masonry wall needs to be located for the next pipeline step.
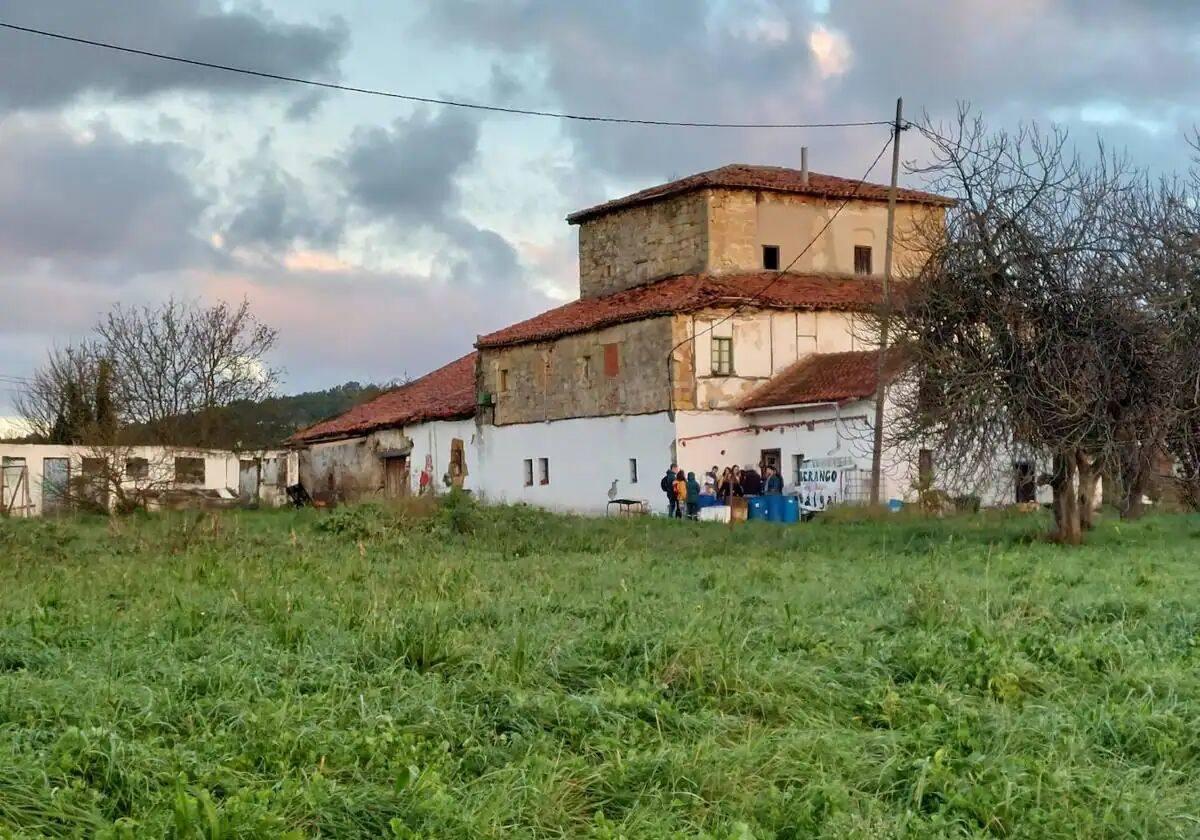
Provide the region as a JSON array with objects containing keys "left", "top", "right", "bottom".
[
  {"left": 480, "top": 317, "right": 678, "bottom": 424},
  {"left": 709, "top": 189, "right": 944, "bottom": 276},
  {"left": 577, "top": 192, "right": 708, "bottom": 299}
]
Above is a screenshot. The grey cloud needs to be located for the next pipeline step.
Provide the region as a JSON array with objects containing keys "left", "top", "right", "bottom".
[
  {"left": 223, "top": 136, "right": 343, "bottom": 252},
  {"left": 338, "top": 109, "right": 480, "bottom": 222},
  {"left": 424, "top": 0, "right": 1200, "bottom": 186},
  {"left": 336, "top": 109, "right": 524, "bottom": 285},
  {"left": 0, "top": 116, "right": 210, "bottom": 275},
  {"left": 0, "top": 1, "right": 348, "bottom": 110}
]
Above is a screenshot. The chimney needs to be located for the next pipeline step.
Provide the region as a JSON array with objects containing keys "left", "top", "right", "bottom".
[{"left": 800, "top": 147, "right": 809, "bottom": 186}]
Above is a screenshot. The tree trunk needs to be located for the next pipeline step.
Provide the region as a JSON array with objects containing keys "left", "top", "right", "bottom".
[
  {"left": 1051, "top": 451, "right": 1082, "bottom": 544},
  {"left": 1076, "top": 452, "right": 1098, "bottom": 530},
  {"left": 1120, "top": 443, "right": 1148, "bottom": 521}
]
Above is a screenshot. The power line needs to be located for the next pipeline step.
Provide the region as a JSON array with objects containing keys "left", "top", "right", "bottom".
[{"left": 0, "top": 21, "right": 893, "bottom": 130}]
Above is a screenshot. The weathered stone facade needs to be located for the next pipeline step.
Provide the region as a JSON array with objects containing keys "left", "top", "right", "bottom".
[
  {"left": 577, "top": 192, "right": 707, "bottom": 299},
  {"left": 575, "top": 188, "right": 943, "bottom": 297},
  {"left": 480, "top": 317, "right": 693, "bottom": 425},
  {"left": 298, "top": 428, "right": 413, "bottom": 500}
]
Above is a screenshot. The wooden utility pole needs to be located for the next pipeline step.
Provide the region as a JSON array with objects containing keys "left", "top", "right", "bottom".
[{"left": 869, "top": 97, "right": 903, "bottom": 505}]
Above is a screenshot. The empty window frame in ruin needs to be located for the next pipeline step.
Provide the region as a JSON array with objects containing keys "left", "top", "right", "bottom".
[{"left": 174, "top": 456, "right": 206, "bottom": 485}]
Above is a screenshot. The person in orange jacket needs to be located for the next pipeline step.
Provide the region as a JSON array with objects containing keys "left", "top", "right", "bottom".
[{"left": 672, "top": 470, "right": 687, "bottom": 519}]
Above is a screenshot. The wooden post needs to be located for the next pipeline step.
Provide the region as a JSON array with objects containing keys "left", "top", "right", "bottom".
[{"left": 870, "top": 97, "right": 903, "bottom": 505}]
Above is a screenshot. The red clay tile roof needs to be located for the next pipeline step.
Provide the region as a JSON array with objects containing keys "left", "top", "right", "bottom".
[
  {"left": 288, "top": 352, "right": 478, "bottom": 443},
  {"left": 476, "top": 272, "right": 886, "bottom": 349},
  {"left": 567, "top": 163, "right": 954, "bottom": 223},
  {"left": 738, "top": 349, "right": 908, "bottom": 410}
]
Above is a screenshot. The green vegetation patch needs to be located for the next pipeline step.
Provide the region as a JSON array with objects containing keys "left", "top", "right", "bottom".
[{"left": 0, "top": 502, "right": 1198, "bottom": 838}]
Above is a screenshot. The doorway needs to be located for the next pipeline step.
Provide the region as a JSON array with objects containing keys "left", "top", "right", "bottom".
[
  {"left": 383, "top": 455, "right": 410, "bottom": 499},
  {"left": 42, "top": 457, "right": 69, "bottom": 514},
  {"left": 759, "top": 448, "right": 781, "bottom": 476},
  {"left": 238, "top": 459, "right": 261, "bottom": 503}
]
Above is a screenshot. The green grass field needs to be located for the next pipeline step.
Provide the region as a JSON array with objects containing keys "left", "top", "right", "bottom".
[{"left": 1, "top": 500, "right": 1199, "bottom": 838}]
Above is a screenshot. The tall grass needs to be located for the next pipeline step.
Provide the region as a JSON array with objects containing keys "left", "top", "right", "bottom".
[{"left": 0, "top": 500, "right": 1198, "bottom": 837}]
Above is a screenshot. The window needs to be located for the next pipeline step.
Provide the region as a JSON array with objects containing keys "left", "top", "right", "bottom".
[
  {"left": 603, "top": 343, "right": 620, "bottom": 377},
  {"left": 854, "top": 245, "right": 873, "bottom": 275},
  {"left": 762, "top": 244, "right": 780, "bottom": 270},
  {"left": 125, "top": 457, "right": 149, "bottom": 480},
  {"left": 498, "top": 369, "right": 509, "bottom": 392},
  {"left": 174, "top": 456, "right": 205, "bottom": 485},
  {"left": 580, "top": 355, "right": 592, "bottom": 382},
  {"left": 711, "top": 336, "right": 734, "bottom": 376},
  {"left": 523, "top": 459, "right": 534, "bottom": 487},
  {"left": 538, "top": 457, "right": 550, "bottom": 485},
  {"left": 792, "top": 453, "right": 806, "bottom": 485},
  {"left": 629, "top": 458, "right": 639, "bottom": 484}
]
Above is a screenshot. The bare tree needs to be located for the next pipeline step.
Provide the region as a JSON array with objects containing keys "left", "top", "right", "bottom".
[
  {"left": 19, "top": 297, "right": 281, "bottom": 448},
  {"left": 874, "top": 107, "right": 1170, "bottom": 544}
]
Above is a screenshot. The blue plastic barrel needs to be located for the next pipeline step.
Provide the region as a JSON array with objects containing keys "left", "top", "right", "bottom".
[
  {"left": 765, "top": 494, "right": 786, "bottom": 522},
  {"left": 747, "top": 496, "right": 768, "bottom": 521},
  {"left": 782, "top": 496, "right": 800, "bottom": 523},
  {"left": 887, "top": 499, "right": 903, "bottom": 513}
]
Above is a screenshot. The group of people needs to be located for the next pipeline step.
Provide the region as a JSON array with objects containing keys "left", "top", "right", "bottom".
[{"left": 660, "top": 461, "right": 785, "bottom": 519}]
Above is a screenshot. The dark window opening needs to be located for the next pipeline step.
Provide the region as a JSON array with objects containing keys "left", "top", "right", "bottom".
[
  {"left": 125, "top": 457, "right": 149, "bottom": 480},
  {"left": 711, "top": 336, "right": 734, "bottom": 376},
  {"left": 538, "top": 458, "right": 550, "bottom": 485},
  {"left": 854, "top": 245, "right": 873, "bottom": 275},
  {"left": 762, "top": 244, "right": 780, "bottom": 271},
  {"left": 629, "top": 458, "right": 638, "bottom": 484},
  {"left": 792, "top": 453, "right": 806, "bottom": 484},
  {"left": 174, "top": 456, "right": 205, "bottom": 485},
  {"left": 1015, "top": 461, "right": 1037, "bottom": 503},
  {"left": 523, "top": 459, "right": 534, "bottom": 487}
]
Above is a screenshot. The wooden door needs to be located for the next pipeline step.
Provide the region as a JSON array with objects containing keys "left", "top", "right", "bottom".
[
  {"left": 238, "top": 459, "right": 261, "bottom": 502},
  {"left": 384, "top": 456, "right": 409, "bottom": 499}
]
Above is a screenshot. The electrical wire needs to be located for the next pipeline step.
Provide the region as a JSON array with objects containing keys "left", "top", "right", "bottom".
[{"left": 0, "top": 21, "right": 893, "bottom": 130}]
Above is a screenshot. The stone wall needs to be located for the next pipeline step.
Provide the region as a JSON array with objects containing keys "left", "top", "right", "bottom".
[
  {"left": 576, "top": 192, "right": 707, "bottom": 298},
  {"left": 575, "top": 188, "right": 944, "bottom": 299},
  {"left": 299, "top": 428, "right": 412, "bottom": 501},
  {"left": 480, "top": 317, "right": 680, "bottom": 424},
  {"left": 712, "top": 190, "right": 943, "bottom": 276}
]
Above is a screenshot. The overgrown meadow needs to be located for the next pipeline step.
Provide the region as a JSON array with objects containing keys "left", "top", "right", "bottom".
[{"left": 1, "top": 498, "right": 1198, "bottom": 838}]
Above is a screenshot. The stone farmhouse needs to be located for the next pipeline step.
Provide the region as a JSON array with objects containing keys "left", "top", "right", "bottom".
[{"left": 290, "top": 163, "right": 978, "bottom": 514}]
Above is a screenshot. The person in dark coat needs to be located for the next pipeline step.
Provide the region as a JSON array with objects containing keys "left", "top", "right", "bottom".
[
  {"left": 661, "top": 463, "right": 679, "bottom": 517},
  {"left": 741, "top": 467, "right": 763, "bottom": 496},
  {"left": 685, "top": 472, "right": 702, "bottom": 520}
]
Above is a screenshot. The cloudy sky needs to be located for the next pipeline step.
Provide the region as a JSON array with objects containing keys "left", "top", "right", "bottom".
[{"left": 2, "top": 0, "right": 1198, "bottom": 421}]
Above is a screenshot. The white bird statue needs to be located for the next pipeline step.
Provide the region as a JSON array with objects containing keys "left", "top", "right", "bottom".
[{"left": 607, "top": 479, "right": 619, "bottom": 500}]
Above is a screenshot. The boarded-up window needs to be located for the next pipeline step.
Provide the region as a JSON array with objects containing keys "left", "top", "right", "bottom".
[
  {"left": 174, "top": 457, "right": 205, "bottom": 485},
  {"left": 854, "top": 245, "right": 873, "bottom": 275},
  {"left": 125, "top": 457, "right": 149, "bottom": 480},
  {"left": 449, "top": 438, "right": 467, "bottom": 488},
  {"left": 603, "top": 343, "right": 620, "bottom": 377},
  {"left": 498, "top": 369, "right": 509, "bottom": 392}
]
